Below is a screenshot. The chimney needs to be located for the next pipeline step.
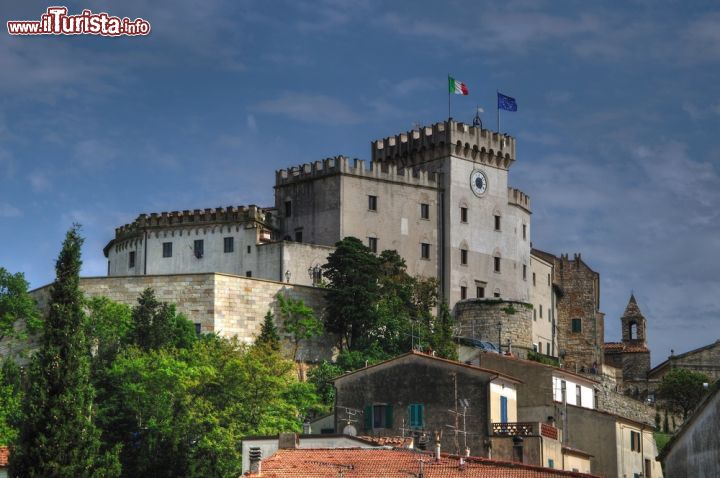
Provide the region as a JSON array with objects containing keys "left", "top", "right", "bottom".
[
  {"left": 248, "top": 447, "right": 262, "bottom": 474},
  {"left": 302, "top": 421, "right": 311, "bottom": 434},
  {"left": 465, "top": 447, "right": 470, "bottom": 458},
  {"left": 279, "top": 433, "right": 299, "bottom": 449},
  {"left": 435, "top": 442, "right": 441, "bottom": 461}
]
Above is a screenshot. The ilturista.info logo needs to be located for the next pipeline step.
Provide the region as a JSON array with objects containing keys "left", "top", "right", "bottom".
[{"left": 7, "top": 7, "right": 151, "bottom": 36}]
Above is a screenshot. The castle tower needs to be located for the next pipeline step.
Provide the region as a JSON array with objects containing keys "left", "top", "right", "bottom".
[{"left": 621, "top": 294, "right": 646, "bottom": 346}]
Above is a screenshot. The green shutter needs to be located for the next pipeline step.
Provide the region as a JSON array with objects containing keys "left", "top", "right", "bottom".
[
  {"left": 364, "top": 405, "right": 372, "bottom": 431},
  {"left": 385, "top": 405, "right": 394, "bottom": 428},
  {"left": 418, "top": 404, "right": 424, "bottom": 428}
]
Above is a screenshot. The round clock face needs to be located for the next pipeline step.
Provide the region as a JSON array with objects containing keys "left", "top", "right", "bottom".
[{"left": 470, "top": 169, "right": 488, "bottom": 196}]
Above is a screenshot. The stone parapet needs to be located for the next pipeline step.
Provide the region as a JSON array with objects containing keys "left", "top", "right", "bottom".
[
  {"left": 507, "top": 187, "right": 531, "bottom": 213},
  {"left": 275, "top": 156, "right": 439, "bottom": 189},
  {"left": 371, "top": 120, "right": 515, "bottom": 169}
]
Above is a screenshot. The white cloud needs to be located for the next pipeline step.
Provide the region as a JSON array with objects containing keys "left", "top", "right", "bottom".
[
  {"left": 0, "top": 203, "right": 22, "bottom": 218},
  {"left": 27, "top": 169, "right": 52, "bottom": 193},
  {"left": 253, "top": 92, "right": 361, "bottom": 124}
]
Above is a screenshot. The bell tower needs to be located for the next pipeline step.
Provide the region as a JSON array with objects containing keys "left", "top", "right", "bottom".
[{"left": 621, "top": 294, "right": 646, "bottom": 346}]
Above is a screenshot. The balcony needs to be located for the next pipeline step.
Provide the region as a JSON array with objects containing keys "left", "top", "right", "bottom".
[{"left": 491, "top": 422, "right": 559, "bottom": 440}]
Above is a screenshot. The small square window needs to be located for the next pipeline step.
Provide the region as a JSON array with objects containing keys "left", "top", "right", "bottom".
[
  {"left": 224, "top": 237, "right": 234, "bottom": 253},
  {"left": 128, "top": 251, "right": 136, "bottom": 268},
  {"left": 534, "top": 309, "right": 537, "bottom": 321},
  {"left": 420, "top": 203, "right": 429, "bottom": 220},
  {"left": 494, "top": 256, "right": 501, "bottom": 273},
  {"left": 546, "top": 342, "right": 550, "bottom": 355},
  {"left": 421, "top": 243, "right": 430, "bottom": 260},
  {"left": 246, "top": 270, "right": 252, "bottom": 277},
  {"left": 476, "top": 286, "right": 485, "bottom": 298},
  {"left": 162, "top": 242, "right": 172, "bottom": 258},
  {"left": 368, "top": 195, "right": 377, "bottom": 211},
  {"left": 460, "top": 249, "right": 468, "bottom": 265},
  {"left": 460, "top": 286, "right": 467, "bottom": 300},
  {"left": 494, "top": 215, "right": 501, "bottom": 231},
  {"left": 284, "top": 201, "right": 292, "bottom": 217},
  {"left": 493, "top": 291, "right": 501, "bottom": 298},
  {"left": 295, "top": 231, "right": 303, "bottom": 243},
  {"left": 194, "top": 323, "right": 202, "bottom": 335},
  {"left": 522, "top": 224, "right": 527, "bottom": 240},
  {"left": 460, "top": 207, "right": 468, "bottom": 223},
  {"left": 247, "top": 245, "right": 251, "bottom": 254},
  {"left": 368, "top": 237, "right": 378, "bottom": 253},
  {"left": 194, "top": 240, "right": 204, "bottom": 259},
  {"left": 572, "top": 318, "right": 582, "bottom": 333}
]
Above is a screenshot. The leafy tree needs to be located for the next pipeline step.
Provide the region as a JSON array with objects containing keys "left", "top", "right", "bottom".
[
  {"left": 0, "top": 360, "right": 22, "bottom": 445},
  {"left": 276, "top": 294, "right": 323, "bottom": 363},
  {"left": 129, "top": 288, "right": 196, "bottom": 351},
  {"left": 11, "top": 225, "right": 119, "bottom": 477},
  {"left": 308, "top": 361, "right": 343, "bottom": 409},
  {"left": 428, "top": 301, "right": 458, "bottom": 360},
  {"left": 85, "top": 296, "right": 132, "bottom": 373},
  {"left": 256, "top": 310, "right": 281, "bottom": 352},
  {"left": 658, "top": 368, "right": 710, "bottom": 419},
  {"left": 322, "top": 237, "right": 381, "bottom": 351},
  {"left": 0, "top": 267, "right": 42, "bottom": 345}
]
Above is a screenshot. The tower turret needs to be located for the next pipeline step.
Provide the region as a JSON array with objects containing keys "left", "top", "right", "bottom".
[{"left": 621, "top": 294, "right": 646, "bottom": 346}]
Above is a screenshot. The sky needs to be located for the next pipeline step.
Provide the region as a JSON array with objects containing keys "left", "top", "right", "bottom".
[{"left": 1, "top": 0, "right": 719, "bottom": 365}]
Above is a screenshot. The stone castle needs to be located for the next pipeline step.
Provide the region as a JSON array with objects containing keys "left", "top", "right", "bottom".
[{"left": 31, "top": 120, "right": 668, "bottom": 386}]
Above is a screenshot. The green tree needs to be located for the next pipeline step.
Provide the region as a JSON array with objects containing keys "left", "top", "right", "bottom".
[
  {"left": 307, "top": 361, "right": 343, "bottom": 409},
  {"left": 322, "top": 237, "right": 381, "bottom": 351},
  {"left": 0, "top": 267, "right": 42, "bottom": 345},
  {"left": 276, "top": 294, "right": 323, "bottom": 363},
  {"left": 658, "top": 368, "right": 710, "bottom": 419},
  {"left": 129, "top": 288, "right": 196, "bottom": 351},
  {"left": 255, "top": 310, "right": 281, "bottom": 352},
  {"left": 11, "top": 225, "right": 119, "bottom": 477},
  {"left": 0, "top": 359, "right": 22, "bottom": 445},
  {"left": 85, "top": 296, "right": 132, "bottom": 373},
  {"left": 428, "top": 301, "right": 458, "bottom": 360}
]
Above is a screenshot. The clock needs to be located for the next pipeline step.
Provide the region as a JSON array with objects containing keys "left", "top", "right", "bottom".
[{"left": 470, "top": 169, "right": 488, "bottom": 196}]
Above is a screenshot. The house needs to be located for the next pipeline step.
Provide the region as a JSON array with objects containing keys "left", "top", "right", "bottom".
[
  {"left": 332, "top": 351, "right": 574, "bottom": 468},
  {"left": 242, "top": 447, "right": 601, "bottom": 477},
  {"left": 473, "top": 351, "right": 662, "bottom": 477},
  {"left": 660, "top": 381, "right": 720, "bottom": 478}
]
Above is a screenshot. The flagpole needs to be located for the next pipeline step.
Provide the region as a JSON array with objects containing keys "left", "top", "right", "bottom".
[
  {"left": 448, "top": 73, "right": 451, "bottom": 120},
  {"left": 496, "top": 89, "right": 500, "bottom": 133}
]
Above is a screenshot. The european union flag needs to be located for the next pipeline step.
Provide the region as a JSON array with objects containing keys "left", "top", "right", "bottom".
[{"left": 497, "top": 92, "right": 518, "bottom": 112}]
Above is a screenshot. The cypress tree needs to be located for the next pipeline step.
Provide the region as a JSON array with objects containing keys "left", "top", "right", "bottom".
[
  {"left": 256, "top": 310, "right": 281, "bottom": 352},
  {"left": 10, "top": 225, "right": 117, "bottom": 477}
]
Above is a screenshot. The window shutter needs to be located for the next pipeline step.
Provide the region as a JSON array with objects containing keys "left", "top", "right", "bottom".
[
  {"left": 418, "top": 404, "right": 424, "bottom": 428},
  {"left": 385, "top": 405, "right": 394, "bottom": 428},
  {"left": 364, "top": 405, "right": 372, "bottom": 431}
]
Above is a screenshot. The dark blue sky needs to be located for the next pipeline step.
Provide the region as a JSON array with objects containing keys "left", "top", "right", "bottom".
[{"left": 2, "top": 0, "right": 719, "bottom": 365}]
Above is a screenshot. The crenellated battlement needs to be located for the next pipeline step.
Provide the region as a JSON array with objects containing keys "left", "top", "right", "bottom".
[
  {"left": 507, "top": 187, "right": 531, "bottom": 213},
  {"left": 113, "top": 205, "right": 271, "bottom": 241},
  {"left": 371, "top": 120, "right": 516, "bottom": 170},
  {"left": 275, "top": 155, "right": 439, "bottom": 189}
]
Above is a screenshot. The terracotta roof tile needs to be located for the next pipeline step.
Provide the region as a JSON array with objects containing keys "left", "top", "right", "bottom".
[
  {"left": 356, "top": 436, "right": 413, "bottom": 448},
  {"left": 0, "top": 446, "right": 8, "bottom": 467},
  {"left": 244, "top": 447, "right": 600, "bottom": 477},
  {"left": 603, "top": 342, "right": 649, "bottom": 353}
]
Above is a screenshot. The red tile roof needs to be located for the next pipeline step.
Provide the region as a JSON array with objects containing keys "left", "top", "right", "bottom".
[
  {"left": 0, "top": 446, "right": 8, "bottom": 467},
  {"left": 244, "top": 447, "right": 600, "bottom": 477},
  {"left": 603, "top": 342, "right": 649, "bottom": 353}
]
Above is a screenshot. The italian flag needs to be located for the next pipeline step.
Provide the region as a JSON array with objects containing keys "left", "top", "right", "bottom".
[{"left": 448, "top": 76, "right": 469, "bottom": 95}]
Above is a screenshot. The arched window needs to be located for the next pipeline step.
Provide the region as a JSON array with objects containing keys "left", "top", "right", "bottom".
[{"left": 629, "top": 322, "right": 638, "bottom": 340}]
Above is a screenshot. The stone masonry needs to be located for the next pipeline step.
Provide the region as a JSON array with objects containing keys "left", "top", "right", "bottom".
[
  {"left": 454, "top": 299, "right": 533, "bottom": 358},
  {"left": 25, "top": 273, "right": 333, "bottom": 361}
]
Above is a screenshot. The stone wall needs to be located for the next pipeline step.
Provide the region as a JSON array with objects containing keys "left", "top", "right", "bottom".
[
  {"left": 21, "top": 273, "right": 334, "bottom": 362},
  {"left": 455, "top": 299, "right": 533, "bottom": 358}
]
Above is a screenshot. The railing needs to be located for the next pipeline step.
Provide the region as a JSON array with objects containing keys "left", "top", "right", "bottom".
[{"left": 491, "top": 422, "right": 559, "bottom": 440}]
